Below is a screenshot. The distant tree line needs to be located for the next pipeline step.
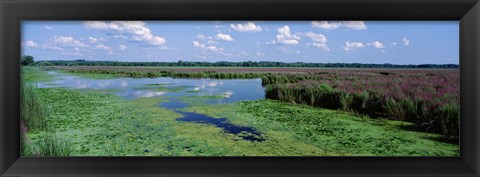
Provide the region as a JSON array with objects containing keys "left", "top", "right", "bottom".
[{"left": 31, "top": 59, "right": 459, "bottom": 68}]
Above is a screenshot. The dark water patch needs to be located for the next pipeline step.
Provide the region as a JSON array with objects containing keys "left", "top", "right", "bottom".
[
  {"left": 144, "top": 83, "right": 173, "bottom": 86},
  {"left": 161, "top": 99, "right": 188, "bottom": 109},
  {"left": 176, "top": 111, "right": 264, "bottom": 142}
]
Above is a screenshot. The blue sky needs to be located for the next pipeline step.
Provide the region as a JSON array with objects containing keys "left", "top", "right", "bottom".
[{"left": 21, "top": 21, "right": 459, "bottom": 64}]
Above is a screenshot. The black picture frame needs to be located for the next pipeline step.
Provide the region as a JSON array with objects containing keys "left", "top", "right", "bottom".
[{"left": 1, "top": 0, "right": 479, "bottom": 176}]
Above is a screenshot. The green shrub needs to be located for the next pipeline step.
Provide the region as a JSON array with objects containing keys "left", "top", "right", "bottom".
[
  {"left": 435, "top": 104, "right": 459, "bottom": 137},
  {"left": 364, "top": 94, "right": 386, "bottom": 118},
  {"left": 26, "top": 133, "right": 72, "bottom": 156},
  {"left": 399, "top": 99, "right": 417, "bottom": 121},
  {"left": 351, "top": 92, "right": 370, "bottom": 115},
  {"left": 339, "top": 93, "right": 353, "bottom": 111},
  {"left": 384, "top": 98, "right": 405, "bottom": 119}
]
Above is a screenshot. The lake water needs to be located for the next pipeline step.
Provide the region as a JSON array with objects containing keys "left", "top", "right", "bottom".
[
  {"left": 39, "top": 71, "right": 265, "bottom": 101},
  {"left": 38, "top": 71, "right": 266, "bottom": 141}
]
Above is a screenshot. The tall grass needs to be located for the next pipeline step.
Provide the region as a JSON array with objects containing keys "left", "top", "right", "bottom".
[
  {"left": 31, "top": 133, "right": 72, "bottom": 156},
  {"left": 21, "top": 81, "right": 47, "bottom": 132},
  {"left": 22, "top": 132, "right": 72, "bottom": 156},
  {"left": 434, "top": 104, "right": 460, "bottom": 137},
  {"left": 21, "top": 77, "right": 73, "bottom": 156}
]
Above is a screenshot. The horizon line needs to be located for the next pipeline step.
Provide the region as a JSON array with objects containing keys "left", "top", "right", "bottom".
[{"left": 37, "top": 59, "right": 459, "bottom": 66}]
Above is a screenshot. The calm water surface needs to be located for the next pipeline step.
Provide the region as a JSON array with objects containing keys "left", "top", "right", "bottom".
[
  {"left": 39, "top": 71, "right": 264, "bottom": 101},
  {"left": 38, "top": 71, "right": 265, "bottom": 141}
]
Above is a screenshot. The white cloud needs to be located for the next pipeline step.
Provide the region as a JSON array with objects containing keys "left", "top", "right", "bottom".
[
  {"left": 196, "top": 34, "right": 211, "bottom": 40},
  {"left": 112, "top": 34, "right": 128, "bottom": 40},
  {"left": 42, "top": 44, "right": 63, "bottom": 50},
  {"left": 342, "top": 21, "right": 367, "bottom": 30},
  {"left": 88, "top": 37, "right": 98, "bottom": 43},
  {"left": 278, "top": 26, "right": 291, "bottom": 36},
  {"left": 271, "top": 26, "right": 301, "bottom": 45},
  {"left": 24, "top": 40, "right": 39, "bottom": 48},
  {"left": 193, "top": 41, "right": 203, "bottom": 47},
  {"left": 158, "top": 46, "right": 178, "bottom": 51},
  {"left": 367, "top": 41, "right": 385, "bottom": 49},
  {"left": 311, "top": 21, "right": 367, "bottom": 30},
  {"left": 88, "top": 37, "right": 105, "bottom": 43},
  {"left": 229, "top": 22, "right": 262, "bottom": 32},
  {"left": 206, "top": 40, "right": 218, "bottom": 45},
  {"left": 193, "top": 41, "right": 223, "bottom": 52},
  {"left": 304, "top": 31, "right": 327, "bottom": 43},
  {"left": 256, "top": 51, "right": 265, "bottom": 57},
  {"left": 311, "top": 21, "right": 341, "bottom": 30},
  {"left": 307, "top": 42, "right": 330, "bottom": 51},
  {"left": 118, "top": 44, "right": 127, "bottom": 51},
  {"left": 84, "top": 21, "right": 166, "bottom": 47},
  {"left": 402, "top": 37, "right": 410, "bottom": 46},
  {"left": 392, "top": 42, "right": 397, "bottom": 46},
  {"left": 44, "top": 26, "right": 53, "bottom": 30},
  {"left": 193, "top": 41, "right": 204, "bottom": 48},
  {"left": 84, "top": 21, "right": 110, "bottom": 29},
  {"left": 94, "top": 44, "right": 110, "bottom": 50},
  {"left": 343, "top": 41, "right": 365, "bottom": 51},
  {"left": 197, "top": 34, "right": 232, "bottom": 43},
  {"left": 205, "top": 45, "right": 223, "bottom": 52},
  {"left": 215, "top": 33, "right": 234, "bottom": 41},
  {"left": 304, "top": 32, "right": 330, "bottom": 51},
  {"left": 214, "top": 24, "right": 228, "bottom": 33},
  {"left": 23, "top": 40, "right": 63, "bottom": 50},
  {"left": 52, "top": 36, "right": 89, "bottom": 47}
]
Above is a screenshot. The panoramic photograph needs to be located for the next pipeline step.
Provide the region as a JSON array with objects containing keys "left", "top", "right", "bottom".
[{"left": 20, "top": 21, "right": 459, "bottom": 156}]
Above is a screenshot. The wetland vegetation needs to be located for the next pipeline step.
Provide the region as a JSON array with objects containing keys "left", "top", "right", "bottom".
[{"left": 20, "top": 66, "right": 459, "bottom": 156}]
